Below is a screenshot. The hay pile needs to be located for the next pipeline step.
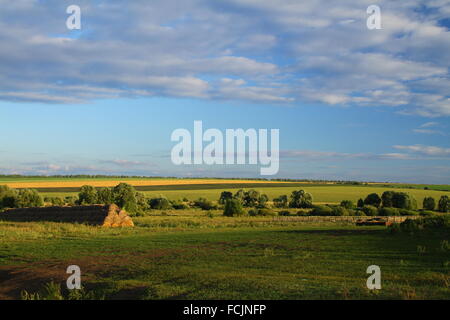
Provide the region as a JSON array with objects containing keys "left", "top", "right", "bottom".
[{"left": 0, "top": 204, "right": 134, "bottom": 227}]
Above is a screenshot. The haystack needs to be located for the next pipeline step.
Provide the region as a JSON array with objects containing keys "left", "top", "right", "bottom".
[{"left": 0, "top": 204, "right": 134, "bottom": 227}]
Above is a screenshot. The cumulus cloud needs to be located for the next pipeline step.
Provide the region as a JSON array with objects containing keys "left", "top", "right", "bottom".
[{"left": 0, "top": 0, "right": 449, "bottom": 115}]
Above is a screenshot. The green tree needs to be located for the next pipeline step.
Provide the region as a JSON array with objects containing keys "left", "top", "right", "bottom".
[
  {"left": 0, "top": 185, "right": 18, "bottom": 209},
  {"left": 289, "top": 190, "right": 313, "bottom": 208},
  {"left": 218, "top": 191, "right": 233, "bottom": 204},
  {"left": 149, "top": 196, "right": 171, "bottom": 210},
  {"left": 97, "top": 187, "right": 114, "bottom": 204},
  {"left": 273, "top": 195, "right": 288, "bottom": 208},
  {"left": 223, "top": 199, "right": 245, "bottom": 217},
  {"left": 257, "top": 194, "right": 269, "bottom": 208},
  {"left": 340, "top": 200, "right": 354, "bottom": 209},
  {"left": 392, "top": 192, "right": 417, "bottom": 210},
  {"left": 381, "top": 191, "right": 395, "bottom": 207},
  {"left": 364, "top": 193, "right": 381, "bottom": 208},
  {"left": 112, "top": 183, "right": 138, "bottom": 214},
  {"left": 422, "top": 197, "right": 436, "bottom": 211},
  {"left": 438, "top": 195, "right": 450, "bottom": 213},
  {"left": 357, "top": 198, "right": 364, "bottom": 208},
  {"left": 78, "top": 185, "right": 98, "bottom": 205},
  {"left": 16, "top": 189, "right": 43, "bottom": 208}
]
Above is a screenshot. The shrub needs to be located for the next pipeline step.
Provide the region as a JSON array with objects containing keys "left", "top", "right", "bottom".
[
  {"left": 419, "top": 210, "right": 436, "bottom": 217},
  {"left": 97, "top": 188, "right": 114, "bottom": 205},
  {"left": 171, "top": 200, "right": 189, "bottom": 210},
  {"left": 399, "top": 209, "right": 419, "bottom": 216},
  {"left": 273, "top": 195, "right": 288, "bottom": 208},
  {"left": 340, "top": 200, "right": 354, "bottom": 209},
  {"left": 378, "top": 207, "right": 400, "bottom": 216},
  {"left": 289, "top": 190, "right": 313, "bottom": 208},
  {"left": 135, "top": 192, "right": 149, "bottom": 212},
  {"left": 297, "top": 209, "right": 310, "bottom": 216},
  {"left": 0, "top": 185, "right": 18, "bottom": 209},
  {"left": 16, "top": 189, "right": 43, "bottom": 208},
  {"left": 438, "top": 195, "right": 450, "bottom": 213},
  {"left": 44, "top": 197, "right": 64, "bottom": 206},
  {"left": 278, "top": 210, "right": 291, "bottom": 216},
  {"left": 149, "top": 197, "right": 171, "bottom": 210},
  {"left": 223, "top": 199, "right": 245, "bottom": 217},
  {"left": 193, "top": 198, "right": 217, "bottom": 210},
  {"left": 78, "top": 185, "right": 98, "bottom": 205},
  {"left": 364, "top": 193, "right": 381, "bottom": 208},
  {"left": 256, "top": 208, "right": 277, "bottom": 216},
  {"left": 64, "top": 196, "right": 78, "bottom": 206},
  {"left": 310, "top": 205, "right": 333, "bottom": 216},
  {"left": 391, "top": 215, "right": 450, "bottom": 234},
  {"left": 362, "top": 205, "right": 379, "bottom": 216},
  {"left": 353, "top": 209, "right": 366, "bottom": 216},
  {"left": 422, "top": 197, "right": 436, "bottom": 211},
  {"left": 330, "top": 206, "right": 348, "bottom": 216}
]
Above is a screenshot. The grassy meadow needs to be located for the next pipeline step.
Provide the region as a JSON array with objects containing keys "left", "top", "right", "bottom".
[{"left": 0, "top": 177, "right": 449, "bottom": 300}]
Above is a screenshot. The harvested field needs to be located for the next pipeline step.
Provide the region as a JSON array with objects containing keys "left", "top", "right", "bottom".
[
  {"left": 2, "top": 178, "right": 292, "bottom": 189},
  {"left": 0, "top": 204, "right": 134, "bottom": 227}
]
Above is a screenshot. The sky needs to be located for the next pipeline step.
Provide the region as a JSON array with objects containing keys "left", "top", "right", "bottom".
[{"left": 0, "top": 0, "right": 449, "bottom": 183}]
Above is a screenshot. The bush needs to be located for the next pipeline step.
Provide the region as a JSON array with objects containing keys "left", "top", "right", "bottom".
[
  {"left": 289, "top": 190, "right": 313, "bottom": 208},
  {"left": 378, "top": 207, "right": 400, "bottom": 216},
  {"left": 149, "top": 197, "right": 172, "bottom": 210},
  {"left": 364, "top": 193, "right": 381, "bottom": 207},
  {"left": 97, "top": 188, "right": 114, "bottom": 205},
  {"left": 330, "top": 206, "right": 348, "bottom": 216},
  {"left": 278, "top": 210, "right": 291, "bottom": 216},
  {"left": 438, "top": 195, "right": 450, "bottom": 213},
  {"left": 419, "top": 210, "right": 436, "bottom": 217},
  {"left": 392, "top": 192, "right": 417, "bottom": 210},
  {"left": 44, "top": 197, "right": 64, "bottom": 206},
  {"left": 78, "top": 185, "right": 98, "bottom": 205},
  {"left": 273, "top": 195, "right": 288, "bottom": 208},
  {"left": 390, "top": 215, "right": 450, "bottom": 234},
  {"left": 16, "top": 189, "right": 43, "bottom": 208},
  {"left": 362, "top": 205, "right": 379, "bottom": 216},
  {"left": 297, "top": 209, "right": 310, "bottom": 216},
  {"left": 256, "top": 208, "right": 277, "bottom": 216},
  {"left": 399, "top": 209, "right": 419, "bottom": 216},
  {"left": 171, "top": 200, "right": 189, "bottom": 210},
  {"left": 353, "top": 209, "right": 366, "bottom": 216},
  {"left": 310, "top": 205, "right": 333, "bottom": 216},
  {"left": 64, "top": 196, "right": 78, "bottom": 206},
  {"left": 0, "top": 185, "right": 18, "bottom": 209},
  {"left": 193, "top": 198, "right": 217, "bottom": 210},
  {"left": 422, "top": 197, "right": 436, "bottom": 211},
  {"left": 340, "top": 200, "right": 354, "bottom": 209},
  {"left": 223, "top": 199, "right": 245, "bottom": 217}
]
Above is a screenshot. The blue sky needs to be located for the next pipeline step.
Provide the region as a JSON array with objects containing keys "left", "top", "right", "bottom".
[{"left": 0, "top": 0, "right": 449, "bottom": 183}]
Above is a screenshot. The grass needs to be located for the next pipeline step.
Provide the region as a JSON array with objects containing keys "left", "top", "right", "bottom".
[{"left": 0, "top": 210, "right": 449, "bottom": 300}]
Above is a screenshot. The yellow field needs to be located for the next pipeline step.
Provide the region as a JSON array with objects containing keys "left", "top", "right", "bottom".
[{"left": 4, "top": 178, "right": 291, "bottom": 189}]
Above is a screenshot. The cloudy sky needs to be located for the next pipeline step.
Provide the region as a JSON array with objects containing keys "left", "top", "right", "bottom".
[{"left": 0, "top": 0, "right": 449, "bottom": 183}]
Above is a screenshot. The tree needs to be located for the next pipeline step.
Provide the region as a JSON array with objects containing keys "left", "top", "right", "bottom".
[
  {"left": 0, "top": 185, "right": 18, "bottom": 209},
  {"left": 381, "top": 191, "right": 395, "bottom": 207},
  {"left": 219, "top": 191, "right": 233, "bottom": 204},
  {"left": 149, "top": 196, "right": 171, "bottom": 210},
  {"left": 357, "top": 198, "right": 364, "bottom": 208},
  {"left": 273, "top": 195, "right": 288, "bottom": 208},
  {"left": 392, "top": 192, "right": 417, "bottom": 210},
  {"left": 16, "top": 189, "right": 43, "bottom": 208},
  {"left": 97, "top": 187, "right": 114, "bottom": 205},
  {"left": 243, "top": 189, "right": 260, "bottom": 207},
  {"left": 422, "top": 197, "right": 436, "bottom": 211},
  {"left": 257, "top": 194, "right": 269, "bottom": 208},
  {"left": 364, "top": 193, "right": 381, "bottom": 208},
  {"left": 78, "top": 185, "right": 98, "bottom": 205},
  {"left": 112, "top": 183, "right": 138, "bottom": 214},
  {"left": 438, "top": 195, "right": 450, "bottom": 213},
  {"left": 223, "top": 199, "right": 245, "bottom": 217},
  {"left": 289, "top": 190, "right": 313, "bottom": 208},
  {"left": 340, "top": 200, "right": 354, "bottom": 209}
]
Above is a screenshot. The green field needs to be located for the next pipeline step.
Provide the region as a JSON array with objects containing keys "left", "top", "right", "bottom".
[
  {"left": 0, "top": 211, "right": 449, "bottom": 300},
  {"left": 1, "top": 177, "right": 449, "bottom": 300},
  {"left": 42, "top": 184, "right": 450, "bottom": 208}
]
